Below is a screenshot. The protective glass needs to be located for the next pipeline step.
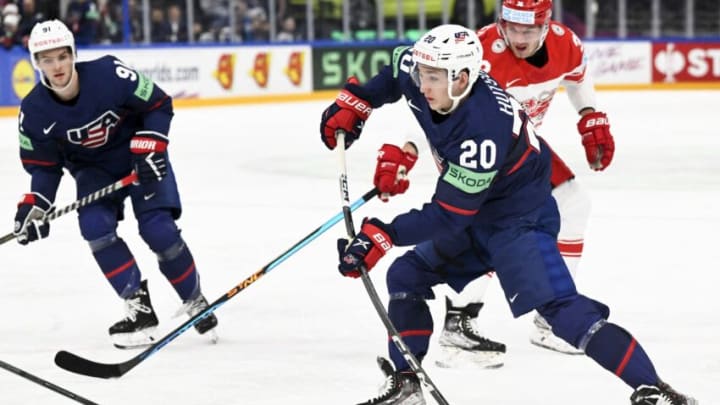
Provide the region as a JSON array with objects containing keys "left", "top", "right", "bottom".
[{"left": 410, "top": 63, "right": 450, "bottom": 91}]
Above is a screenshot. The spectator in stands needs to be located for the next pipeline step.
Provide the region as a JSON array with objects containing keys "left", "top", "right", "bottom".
[
  {"left": 97, "top": 0, "right": 122, "bottom": 44},
  {"left": 246, "top": 5, "right": 269, "bottom": 41},
  {"left": 1, "top": 2, "right": 23, "bottom": 49},
  {"left": 150, "top": 5, "right": 167, "bottom": 42},
  {"left": 164, "top": 3, "right": 188, "bottom": 43},
  {"left": 66, "top": 0, "right": 100, "bottom": 45},
  {"left": 17, "top": 0, "right": 46, "bottom": 47},
  {"left": 276, "top": 15, "right": 297, "bottom": 41},
  {"left": 199, "top": 0, "right": 229, "bottom": 39}
]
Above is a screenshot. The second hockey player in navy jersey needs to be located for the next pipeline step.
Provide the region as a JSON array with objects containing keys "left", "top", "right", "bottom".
[
  {"left": 13, "top": 20, "right": 218, "bottom": 349},
  {"left": 319, "top": 24, "right": 696, "bottom": 405}
]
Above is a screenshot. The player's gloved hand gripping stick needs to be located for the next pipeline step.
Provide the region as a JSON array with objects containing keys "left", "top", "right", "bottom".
[
  {"left": 1, "top": 173, "right": 139, "bottom": 246},
  {"left": 335, "top": 130, "right": 450, "bottom": 405}
]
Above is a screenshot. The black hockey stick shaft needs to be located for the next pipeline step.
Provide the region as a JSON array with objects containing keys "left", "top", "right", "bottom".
[
  {"left": 0, "top": 359, "right": 98, "bottom": 405},
  {"left": 54, "top": 187, "right": 379, "bottom": 379},
  {"left": 335, "top": 131, "right": 450, "bottom": 405},
  {"left": 0, "top": 173, "right": 138, "bottom": 245}
]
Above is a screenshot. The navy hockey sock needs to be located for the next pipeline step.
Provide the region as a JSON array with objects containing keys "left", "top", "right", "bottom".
[
  {"left": 158, "top": 238, "right": 199, "bottom": 301},
  {"left": 92, "top": 236, "right": 142, "bottom": 298},
  {"left": 388, "top": 294, "right": 433, "bottom": 371},
  {"left": 584, "top": 322, "right": 658, "bottom": 388}
]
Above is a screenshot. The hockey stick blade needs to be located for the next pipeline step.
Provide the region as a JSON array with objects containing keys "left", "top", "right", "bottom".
[
  {"left": 54, "top": 187, "right": 379, "bottom": 379},
  {"left": 53, "top": 351, "right": 137, "bottom": 379}
]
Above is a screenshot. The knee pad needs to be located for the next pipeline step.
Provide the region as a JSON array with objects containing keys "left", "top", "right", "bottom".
[
  {"left": 138, "top": 209, "right": 180, "bottom": 253},
  {"left": 386, "top": 251, "right": 437, "bottom": 300},
  {"left": 87, "top": 231, "right": 119, "bottom": 252},
  {"left": 536, "top": 294, "right": 610, "bottom": 349},
  {"left": 78, "top": 204, "right": 118, "bottom": 241}
]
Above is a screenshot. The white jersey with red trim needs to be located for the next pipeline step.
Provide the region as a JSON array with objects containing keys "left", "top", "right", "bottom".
[{"left": 477, "top": 21, "right": 588, "bottom": 127}]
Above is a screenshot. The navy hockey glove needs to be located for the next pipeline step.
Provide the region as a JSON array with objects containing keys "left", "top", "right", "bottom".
[
  {"left": 320, "top": 77, "right": 372, "bottom": 150},
  {"left": 577, "top": 111, "right": 615, "bottom": 171},
  {"left": 374, "top": 143, "right": 418, "bottom": 202},
  {"left": 337, "top": 218, "right": 394, "bottom": 278},
  {"left": 131, "top": 133, "right": 168, "bottom": 184},
  {"left": 13, "top": 192, "right": 54, "bottom": 245}
]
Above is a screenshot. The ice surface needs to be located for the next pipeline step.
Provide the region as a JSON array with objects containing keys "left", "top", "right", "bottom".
[{"left": 0, "top": 90, "right": 717, "bottom": 404}]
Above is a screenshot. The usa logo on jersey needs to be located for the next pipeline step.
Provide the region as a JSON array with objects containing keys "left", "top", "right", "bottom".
[{"left": 67, "top": 111, "right": 120, "bottom": 148}]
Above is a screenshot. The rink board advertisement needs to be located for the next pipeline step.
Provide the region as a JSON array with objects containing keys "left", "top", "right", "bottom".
[
  {"left": 584, "top": 41, "right": 652, "bottom": 84},
  {"left": 2, "top": 39, "right": 720, "bottom": 108},
  {"left": 0, "top": 47, "right": 37, "bottom": 108},
  {"left": 78, "top": 45, "right": 313, "bottom": 99},
  {"left": 311, "top": 45, "right": 400, "bottom": 90},
  {"left": 651, "top": 41, "right": 720, "bottom": 83}
]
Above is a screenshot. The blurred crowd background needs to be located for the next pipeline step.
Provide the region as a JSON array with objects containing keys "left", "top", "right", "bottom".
[{"left": 2, "top": 0, "right": 719, "bottom": 50}]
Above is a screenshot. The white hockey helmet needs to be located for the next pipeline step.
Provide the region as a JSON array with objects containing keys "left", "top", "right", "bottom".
[
  {"left": 411, "top": 24, "right": 483, "bottom": 114},
  {"left": 28, "top": 19, "right": 76, "bottom": 70}
]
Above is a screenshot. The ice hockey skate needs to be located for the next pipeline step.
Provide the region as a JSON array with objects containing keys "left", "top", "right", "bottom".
[
  {"left": 109, "top": 280, "right": 159, "bottom": 349},
  {"left": 435, "top": 298, "right": 506, "bottom": 369},
  {"left": 358, "top": 357, "right": 425, "bottom": 405},
  {"left": 178, "top": 293, "right": 219, "bottom": 343},
  {"left": 630, "top": 380, "right": 698, "bottom": 405},
  {"left": 529, "top": 313, "right": 584, "bottom": 355}
]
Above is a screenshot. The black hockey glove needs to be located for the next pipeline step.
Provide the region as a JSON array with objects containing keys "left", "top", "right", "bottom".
[
  {"left": 131, "top": 134, "right": 168, "bottom": 184},
  {"left": 13, "top": 192, "right": 54, "bottom": 245}
]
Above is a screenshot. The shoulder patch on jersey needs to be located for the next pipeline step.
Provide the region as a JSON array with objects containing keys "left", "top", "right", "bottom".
[
  {"left": 492, "top": 39, "right": 506, "bottom": 54},
  {"left": 134, "top": 73, "right": 154, "bottom": 101},
  {"left": 442, "top": 161, "right": 497, "bottom": 194},
  {"left": 392, "top": 46, "right": 411, "bottom": 78},
  {"left": 551, "top": 24, "right": 565, "bottom": 36},
  {"left": 19, "top": 132, "right": 33, "bottom": 151}
]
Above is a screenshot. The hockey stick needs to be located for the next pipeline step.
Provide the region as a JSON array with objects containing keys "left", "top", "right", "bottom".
[
  {"left": 54, "top": 187, "right": 379, "bottom": 379},
  {"left": 0, "top": 359, "right": 99, "bottom": 405},
  {"left": 0, "top": 173, "right": 138, "bottom": 246},
  {"left": 335, "top": 131, "right": 450, "bottom": 405}
]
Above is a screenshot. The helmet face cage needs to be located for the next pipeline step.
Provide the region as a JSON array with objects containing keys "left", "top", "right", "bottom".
[
  {"left": 28, "top": 19, "right": 76, "bottom": 71},
  {"left": 498, "top": 0, "right": 553, "bottom": 54},
  {"left": 411, "top": 24, "right": 483, "bottom": 113}
]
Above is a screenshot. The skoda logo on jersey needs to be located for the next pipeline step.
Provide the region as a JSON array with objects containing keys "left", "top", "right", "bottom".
[{"left": 67, "top": 111, "right": 121, "bottom": 148}]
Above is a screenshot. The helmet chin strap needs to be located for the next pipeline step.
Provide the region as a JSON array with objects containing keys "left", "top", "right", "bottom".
[{"left": 437, "top": 77, "right": 473, "bottom": 115}]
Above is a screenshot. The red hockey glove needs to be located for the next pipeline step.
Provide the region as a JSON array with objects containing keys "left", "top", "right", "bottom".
[
  {"left": 13, "top": 192, "right": 54, "bottom": 245},
  {"left": 577, "top": 111, "right": 614, "bottom": 171},
  {"left": 130, "top": 133, "right": 168, "bottom": 184},
  {"left": 320, "top": 77, "right": 372, "bottom": 150},
  {"left": 374, "top": 143, "right": 418, "bottom": 202},
  {"left": 337, "top": 218, "right": 394, "bottom": 278}
]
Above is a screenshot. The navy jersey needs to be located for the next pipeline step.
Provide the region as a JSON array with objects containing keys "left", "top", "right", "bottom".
[
  {"left": 353, "top": 47, "right": 553, "bottom": 246},
  {"left": 17, "top": 55, "right": 173, "bottom": 202}
]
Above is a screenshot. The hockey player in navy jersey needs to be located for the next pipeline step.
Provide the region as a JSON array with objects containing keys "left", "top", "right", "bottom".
[
  {"left": 13, "top": 20, "right": 218, "bottom": 349},
  {"left": 319, "top": 24, "right": 696, "bottom": 405}
]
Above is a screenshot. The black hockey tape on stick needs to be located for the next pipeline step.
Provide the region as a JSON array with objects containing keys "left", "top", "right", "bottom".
[
  {"left": 0, "top": 172, "right": 138, "bottom": 246},
  {"left": 335, "top": 130, "right": 450, "bottom": 405}
]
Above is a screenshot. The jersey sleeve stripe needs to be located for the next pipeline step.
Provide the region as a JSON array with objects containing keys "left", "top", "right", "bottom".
[
  {"left": 21, "top": 158, "right": 59, "bottom": 167},
  {"left": 436, "top": 199, "right": 479, "bottom": 216}
]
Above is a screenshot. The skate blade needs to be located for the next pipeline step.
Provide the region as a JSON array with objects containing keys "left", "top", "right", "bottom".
[
  {"left": 111, "top": 328, "right": 157, "bottom": 350},
  {"left": 434, "top": 346, "right": 504, "bottom": 369},
  {"left": 206, "top": 329, "right": 219, "bottom": 344},
  {"left": 529, "top": 331, "right": 583, "bottom": 355}
]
